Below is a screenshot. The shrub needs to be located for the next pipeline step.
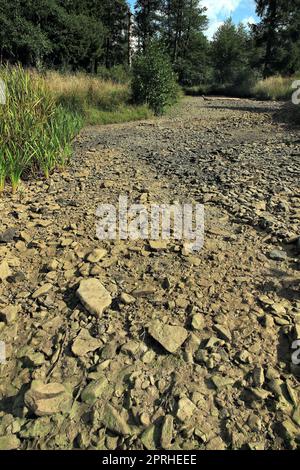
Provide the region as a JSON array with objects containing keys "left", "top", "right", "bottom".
[
  {"left": 132, "top": 43, "right": 179, "bottom": 115},
  {"left": 0, "top": 66, "right": 153, "bottom": 193}
]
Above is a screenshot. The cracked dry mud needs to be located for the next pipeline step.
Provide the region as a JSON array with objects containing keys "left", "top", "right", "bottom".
[{"left": 0, "top": 97, "right": 300, "bottom": 450}]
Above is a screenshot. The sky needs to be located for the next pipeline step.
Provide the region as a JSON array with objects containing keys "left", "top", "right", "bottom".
[{"left": 128, "top": 0, "right": 258, "bottom": 40}]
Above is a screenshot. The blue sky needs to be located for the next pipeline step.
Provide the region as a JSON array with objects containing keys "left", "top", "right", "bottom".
[{"left": 128, "top": 0, "right": 258, "bottom": 39}]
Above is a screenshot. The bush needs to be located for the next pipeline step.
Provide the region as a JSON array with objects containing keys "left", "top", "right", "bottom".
[{"left": 132, "top": 43, "right": 179, "bottom": 115}]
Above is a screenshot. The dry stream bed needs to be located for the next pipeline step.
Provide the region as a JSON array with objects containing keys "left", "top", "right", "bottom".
[{"left": 0, "top": 97, "right": 300, "bottom": 450}]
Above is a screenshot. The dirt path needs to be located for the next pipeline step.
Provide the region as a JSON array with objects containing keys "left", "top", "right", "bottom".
[{"left": 0, "top": 97, "right": 300, "bottom": 450}]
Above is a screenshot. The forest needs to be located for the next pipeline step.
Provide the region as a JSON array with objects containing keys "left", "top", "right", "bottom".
[{"left": 0, "top": 0, "right": 299, "bottom": 88}]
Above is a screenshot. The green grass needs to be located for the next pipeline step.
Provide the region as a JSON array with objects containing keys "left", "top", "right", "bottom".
[
  {"left": 85, "top": 104, "right": 153, "bottom": 125},
  {"left": 0, "top": 65, "right": 83, "bottom": 192},
  {"left": 0, "top": 67, "right": 153, "bottom": 193}
]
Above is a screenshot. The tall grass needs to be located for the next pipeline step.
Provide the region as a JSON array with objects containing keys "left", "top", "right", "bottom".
[
  {"left": 252, "top": 75, "right": 300, "bottom": 101},
  {"left": 45, "top": 71, "right": 153, "bottom": 125},
  {"left": 45, "top": 72, "right": 130, "bottom": 113},
  {"left": 0, "top": 67, "right": 152, "bottom": 193},
  {"left": 0, "top": 65, "right": 82, "bottom": 192}
]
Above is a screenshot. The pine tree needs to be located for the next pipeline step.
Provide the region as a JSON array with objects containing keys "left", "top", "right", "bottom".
[
  {"left": 160, "top": 0, "right": 208, "bottom": 85},
  {"left": 254, "top": 0, "right": 300, "bottom": 76},
  {"left": 211, "top": 19, "right": 250, "bottom": 86},
  {"left": 134, "top": 0, "right": 162, "bottom": 50}
]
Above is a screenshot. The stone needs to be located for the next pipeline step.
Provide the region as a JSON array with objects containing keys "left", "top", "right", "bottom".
[
  {"left": 0, "top": 305, "right": 19, "bottom": 324},
  {"left": 24, "top": 381, "right": 72, "bottom": 417},
  {"left": 32, "top": 283, "right": 53, "bottom": 299},
  {"left": 120, "top": 293, "right": 136, "bottom": 305},
  {"left": 292, "top": 404, "right": 300, "bottom": 426},
  {"left": 142, "top": 350, "right": 156, "bottom": 364},
  {"left": 101, "top": 404, "right": 130, "bottom": 436},
  {"left": 211, "top": 375, "right": 235, "bottom": 390},
  {"left": 77, "top": 278, "right": 112, "bottom": 317},
  {"left": 0, "top": 435, "right": 20, "bottom": 450},
  {"left": 148, "top": 320, "right": 188, "bottom": 354},
  {"left": 191, "top": 314, "right": 205, "bottom": 330},
  {"left": 0, "top": 228, "right": 18, "bottom": 243},
  {"left": 81, "top": 377, "right": 108, "bottom": 405},
  {"left": 71, "top": 329, "right": 102, "bottom": 357},
  {"left": 46, "top": 259, "right": 59, "bottom": 271},
  {"left": 140, "top": 412, "right": 151, "bottom": 427},
  {"left": 149, "top": 240, "right": 168, "bottom": 251},
  {"left": 132, "top": 285, "right": 156, "bottom": 298},
  {"left": 269, "top": 250, "right": 287, "bottom": 261},
  {"left": 160, "top": 415, "right": 174, "bottom": 449},
  {"left": 206, "top": 436, "right": 226, "bottom": 450},
  {"left": 253, "top": 366, "right": 265, "bottom": 387},
  {"left": 0, "top": 260, "right": 12, "bottom": 282},
  {"left": 176, "top": 397, "right": 196, "bottom": 422},
  {"left": 214, "top": 324, "right": 232, "bottom": 342},
  {"left": 87, "top": 248, "right": 107, "bottom": 263},
  {"left": 280, "top": 418, "right": 300, "bottom": 440},
  {"left": 141, "top": 424, "right": 161, "bottom": 450}
]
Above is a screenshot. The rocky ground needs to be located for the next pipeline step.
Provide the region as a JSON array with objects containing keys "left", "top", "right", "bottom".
[{"left": 0, "top": 96, "right": 300, "bottom": 450}]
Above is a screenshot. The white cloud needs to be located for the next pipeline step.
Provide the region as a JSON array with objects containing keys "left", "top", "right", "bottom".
[
  {"left": 206, "top": 20, "right": 224, "bottom": 39},
  {"left": 203, "top": 0, "right": 241, "bottom": 18},
  {"left": 202, "top": 0, "right": 242, "bottom": 39},
  {"left": 242, "top": 16, "right": 256, "bottom": 27}
]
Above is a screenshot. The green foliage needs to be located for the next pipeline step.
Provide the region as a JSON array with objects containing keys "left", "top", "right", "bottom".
[
  {"left": 132, "top": 43, "right": 179, "bottom": 115},
  {"left": 0, "top": 0, "right": 130, "bottom": 72},
  {"left": 211, "top": 19, "right": 251, "bottom": 86},
  {"left": 85, "top": 104, "right": 153, "bottom": 125},
  {"left": 134, "top": 0, "right": 209, "bottom": 87},
  {"left": 97, "top": 65, "right": 131, "bottom": 84},
  {"left": 254, "top": 0, "right": 300, "bottom": 76},
  {"left": 135, "top": 0, "right": 162, "bottom": 50}
]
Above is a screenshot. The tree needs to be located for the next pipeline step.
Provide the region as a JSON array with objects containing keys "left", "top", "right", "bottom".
[
  {"left": 160, "top": 0, "right": 208, "bottom": 85},
  {"left": 99, "top": 0, "right": 130, "bottom": 69},
  {"left": 134, "top": 0, "right": 162, "bottom": 50},
  {"left": 253, "top": 0, "right": 300, "bottom": 76},
  {"left": 211, "top": 19, "right": 251, "bottom": 86},
  {"left": 132, "top": 42, "right": 178, "bottom": 115}
]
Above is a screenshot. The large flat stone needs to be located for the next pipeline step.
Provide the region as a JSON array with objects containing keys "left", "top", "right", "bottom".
[
  {"left": 77, "top": 278, "right": 112, "bottom": 317},
  {"left": 148, "top": 320, "right": 188, "bottom": 353}
]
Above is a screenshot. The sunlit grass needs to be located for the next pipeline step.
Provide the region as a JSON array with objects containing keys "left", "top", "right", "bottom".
[{"left": 253, "top": 74, "right": 300, "bottom": 101}]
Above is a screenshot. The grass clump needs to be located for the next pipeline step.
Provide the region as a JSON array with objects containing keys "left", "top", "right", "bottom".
[
  {"left": 0, "top": 65, "right": 82, "bottom": 192},
  {"left": 252, "top": 75, "right": 300, "bottom": 101}
]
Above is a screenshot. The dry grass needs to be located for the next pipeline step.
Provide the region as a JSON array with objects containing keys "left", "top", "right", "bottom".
[
  {"left": 45, "top": 71, "right": 130, "bottom": 112},
  {"left": 253, "top": 75, "right": 300, "bottom": 101}
]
